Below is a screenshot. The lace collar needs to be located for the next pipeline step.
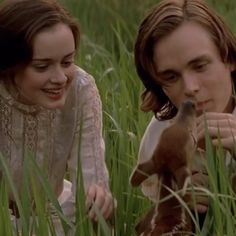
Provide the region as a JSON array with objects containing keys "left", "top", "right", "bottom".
[{"left": 0, "top": 80, "right": 43, "bottom": 115}]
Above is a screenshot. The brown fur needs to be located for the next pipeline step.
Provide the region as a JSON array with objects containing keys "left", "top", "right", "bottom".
[{"left": 130, "top": 101, "right": 196, "bottom": 236}]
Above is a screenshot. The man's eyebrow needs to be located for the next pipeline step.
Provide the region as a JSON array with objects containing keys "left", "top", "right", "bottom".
[
  {"left": 156, "top": 55, "right": 210, "bottom": 75},
  {"left": 32, "top": 51, "right": 75, "bottom": 62},
  {"left": 156, "top": 69, "right": 178, "bottom": 76},
  {"left": 187, "top": 55, "right": 210, "bottom": 66}
]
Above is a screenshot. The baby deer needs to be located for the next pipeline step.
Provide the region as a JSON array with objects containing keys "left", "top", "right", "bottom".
[{"left": 130, "top": 100, "right": 197, "bottom": 236}]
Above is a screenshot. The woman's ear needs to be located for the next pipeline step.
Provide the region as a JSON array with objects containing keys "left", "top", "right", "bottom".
[{"left": 129, "top": 159, "right": 156, "bottom": 187}]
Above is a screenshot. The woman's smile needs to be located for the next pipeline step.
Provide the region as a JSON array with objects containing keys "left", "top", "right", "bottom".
[{"left": 41, "top": 87, "right": 65, "bottom": 100}]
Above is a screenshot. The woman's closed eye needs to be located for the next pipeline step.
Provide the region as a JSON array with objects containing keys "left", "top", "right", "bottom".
[
  {"left": 61, "top": 60, "right": 74, "bottom": 68},
  {"left": 32, "top": 63, "right": 49, "bottom": 71}
]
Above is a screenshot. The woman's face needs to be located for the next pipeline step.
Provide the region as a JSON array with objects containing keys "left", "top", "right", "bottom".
[
  {"left": 153, "top": 21, "right": 234, "bottom": 115},
  {"left": 14, "top": 23, "right": 76, "bottom": 109}
]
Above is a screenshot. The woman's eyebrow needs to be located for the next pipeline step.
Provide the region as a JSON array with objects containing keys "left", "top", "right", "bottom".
[
  {"left": 63, "top": 51, "right": 75, "bottom": 58},
  {"left": 32, "top": 51, "right": 75, "bottom": 62},
  {"left": 32, "top": 58, "right": 51, "bottom": 62}
]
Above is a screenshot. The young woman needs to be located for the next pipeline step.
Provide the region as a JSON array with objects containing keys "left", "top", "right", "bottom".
[
  {"left": 0, "top": 0, "right": 113, "bottom": 232},
  {"left": 132, "top": 0, "right": 236, "bottom": 227}
]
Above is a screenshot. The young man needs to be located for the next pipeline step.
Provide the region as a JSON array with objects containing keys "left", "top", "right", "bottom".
[{"left": 132, "top": 0, "right": 236, "bottom": 230}]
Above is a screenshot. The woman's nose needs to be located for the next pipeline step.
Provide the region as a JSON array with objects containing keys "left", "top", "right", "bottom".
[{"left": 50, "top": 66, "right": 67, "bottom": 84}]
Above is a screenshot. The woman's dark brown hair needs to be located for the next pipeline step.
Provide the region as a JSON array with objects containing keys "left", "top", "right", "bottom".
[
  {"left": 0, "top": 0, "right": 80, "bottom": 77},
  {"left": 135, "top": 0, "right": 236, "bottom": 120}
]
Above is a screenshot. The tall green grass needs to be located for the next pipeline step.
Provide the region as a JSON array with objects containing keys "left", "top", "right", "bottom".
[{"left": 70, "top": 0, "right": 236, "bottom": 234}]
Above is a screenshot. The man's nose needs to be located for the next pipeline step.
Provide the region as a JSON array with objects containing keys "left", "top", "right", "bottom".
[{"left": 183, "top": 74, "right": 200, "bottom": 97}]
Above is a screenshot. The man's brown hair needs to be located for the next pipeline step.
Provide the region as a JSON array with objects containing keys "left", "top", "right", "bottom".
[{"left": 135, "top": 0, "right": 236, "bottom": 120}]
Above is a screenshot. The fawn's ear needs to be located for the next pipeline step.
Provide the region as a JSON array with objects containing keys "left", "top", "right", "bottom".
[{"left": 129, "top": 159, "right": 156, "bottom": 187}]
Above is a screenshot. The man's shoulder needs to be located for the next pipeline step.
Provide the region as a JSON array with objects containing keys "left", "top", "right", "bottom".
[
  {"left": 144, "top": 116, "right": 170, "bottom": 138},
  {"left": 138, "top": 117, "right": 170, "bottom": 162}
]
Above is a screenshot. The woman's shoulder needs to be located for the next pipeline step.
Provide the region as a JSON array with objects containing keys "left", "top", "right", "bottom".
[
  {"left": 70, "top": 65, "right": 101, "bottom": 107},
  {"left": 73, "top": 65, "right": 97, "bottom": 90}
]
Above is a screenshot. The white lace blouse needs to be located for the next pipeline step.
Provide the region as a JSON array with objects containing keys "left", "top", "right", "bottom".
[{"left": 0, "top": 66, "right": 109, "bottom": 201}]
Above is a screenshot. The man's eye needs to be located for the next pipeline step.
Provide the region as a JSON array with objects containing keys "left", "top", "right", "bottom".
[
  {"left": 162, "top": 74, "right": 178, "bottom": 82},
  {"left": 166, "top": 75, "right": 177, "bottom": 81},
  {"left": 194, "top": 62, "right": 208, "bottom": 72},
  {"left": 159, "top": 74, "right": 179, "bottom": 88}
]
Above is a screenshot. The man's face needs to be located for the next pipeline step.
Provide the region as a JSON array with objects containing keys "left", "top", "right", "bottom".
[{"left": 153, "top": 21, "right": 234, "bottom": 115}]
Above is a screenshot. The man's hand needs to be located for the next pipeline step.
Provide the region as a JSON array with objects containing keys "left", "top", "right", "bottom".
[{"left": 188, "top": 170, "right": 209, "bottom": 213}]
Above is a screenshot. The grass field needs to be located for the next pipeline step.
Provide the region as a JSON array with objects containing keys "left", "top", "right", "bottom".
[
  {"left": 68, "top": 0, "right": 236, "bottom": 235},
  {"left": 1, "top": 0, "right": 236, "bottom": 235}
]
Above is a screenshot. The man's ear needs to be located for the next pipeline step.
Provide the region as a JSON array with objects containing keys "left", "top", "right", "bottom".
[
  {"left": 229, "top": 63, "right": 236, "bottom": 72},
  {"left": 230, "top": 63, "right": 236, "bottom": 80},
  {"left": 129, "top": 159, "right": 156, "bottom": 187}
]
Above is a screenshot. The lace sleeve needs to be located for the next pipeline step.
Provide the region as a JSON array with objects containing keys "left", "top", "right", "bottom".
[{"left": 67, "top": 69, "right": 109, "bottom": 194}]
